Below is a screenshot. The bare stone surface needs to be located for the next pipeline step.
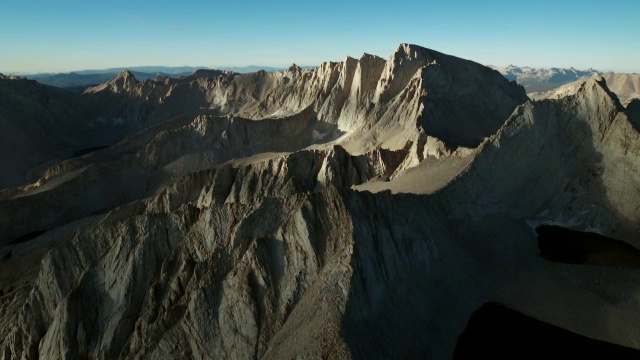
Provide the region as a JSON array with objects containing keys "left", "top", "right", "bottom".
[{"left": 1, "top": 44, "right": 640, "bottom": 359}]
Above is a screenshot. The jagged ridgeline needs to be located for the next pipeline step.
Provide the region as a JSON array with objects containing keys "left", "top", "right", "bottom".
[{"left": 1, "top": 44, "right": 640, "bottom": 359}]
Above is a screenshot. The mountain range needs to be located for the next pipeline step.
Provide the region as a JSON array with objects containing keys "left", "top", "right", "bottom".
[
  {"left": 490, "top": 64, "right": 600, "bottom": 91},
  {"left": 21, "top": 66, "right": 315, "bottom": 91},
  {"left": 15, "top": 63, "right": 640, "bottom": 103},
  {"left": 1, "top": 44, "right": 640, "bottom": 359}
]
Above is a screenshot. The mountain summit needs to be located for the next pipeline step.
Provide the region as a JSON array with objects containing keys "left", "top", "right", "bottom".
[{"left": 1, "top": 44, "right": 640, "bottom": 359}]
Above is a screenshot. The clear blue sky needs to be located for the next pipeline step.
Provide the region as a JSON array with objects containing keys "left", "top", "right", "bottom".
[{"left": 1, "top": 0, "right": 638, "bottom": 74}]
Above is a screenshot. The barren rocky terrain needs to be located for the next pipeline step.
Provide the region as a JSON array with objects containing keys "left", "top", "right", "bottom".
[
  {"left": 529, "top": 73, "right": 640, "bottom": 107},
  {"left": 1, "top": 44, "right": 640, "bottom": 359}
]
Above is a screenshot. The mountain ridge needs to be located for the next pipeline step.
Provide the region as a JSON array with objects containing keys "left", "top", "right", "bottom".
[
  {"left": 14, "top": 62, "right": 639, "bottom": 97},
  {"left": 1, "top": 43, "right": 640, "bottom": 359},
  {"left": 18, "top": 66, "right": 317, "bottom": 90}
]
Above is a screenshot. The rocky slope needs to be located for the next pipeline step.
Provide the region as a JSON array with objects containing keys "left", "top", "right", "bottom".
[
  {"left": 1, "top": 44, "right": 640, "bottom": 359},
  {"left": 0, "top": 77, "right": 98, "bottom": 189},
  {"left": 529, "top": 73, "right": 640, "bottom": 107},
  {"left": 0, "top": 75, "right": 162, "bottom": 189},
  {"left": 82, "top": 44, "right": 526, "bottom": 150},
  {"left": 601, "top": 73, "right": 640, "bottom": 106}
]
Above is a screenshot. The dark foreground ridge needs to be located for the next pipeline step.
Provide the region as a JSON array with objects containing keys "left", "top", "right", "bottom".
[{"left": 454, "top": 303, "right": 640, "bottom": 359}]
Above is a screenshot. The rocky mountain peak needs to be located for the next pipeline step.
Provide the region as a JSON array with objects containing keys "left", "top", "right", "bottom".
[
  {"left": 393, "top": 43, "right": 436, "bottom": 62},
  {"left": 588, "top": 76, "right": 624, "bottom": 110},
  {"left": 373, "top": 44, "right": 434, "bottom": 104},
  {"left": 116, "top": 69, "right": 135, "bottom": 80},
  {"left": 84, "top": 69, "right": 140, "bottom": 94},
  {"left": 2, "top": 44, "right": 640, "bottom": 359},
  {"left": 288, "top": 63, "right": 302, "bottom": 73},
  {"left": 532, "top": 76, "right": 624, "bottom": 111},
  {"left": 176, "top": 69, "right": 234, "bottom": 83},
  {"left": 0, "top": 73, "right": 21, "bottom": 80},
  {"left": 360, "top": 52, "right": 383, "bottom": 62}
]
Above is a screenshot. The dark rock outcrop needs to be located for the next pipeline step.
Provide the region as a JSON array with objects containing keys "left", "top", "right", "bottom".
[{"left": 2, "top": 45, "right": 639, "bottom": 359}]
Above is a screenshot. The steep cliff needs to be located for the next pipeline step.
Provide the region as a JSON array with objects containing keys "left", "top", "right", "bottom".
[{"left": 2, "top": 45, "right": 640, "bottom": 359}]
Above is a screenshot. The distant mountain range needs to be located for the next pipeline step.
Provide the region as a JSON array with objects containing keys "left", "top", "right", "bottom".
[
  {"left": 488, "top": 65, "right": 640, "bottom": 105},
  {"left": 71, "top": 66, "right": 209, "bottom": 75},
  {"left": 25, "top": 71, "right": 189, "bottom": 91},
  {"left": 20, "top": 65, "right": 316, "bottom": 91},
  {"left": 13, "top": 63, "right": 637, "bottom": 101},
  {"left": 489, "top": 65, "right": 603, "bottom": 92}
]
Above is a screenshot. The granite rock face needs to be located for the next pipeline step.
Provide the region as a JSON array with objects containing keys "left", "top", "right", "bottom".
[{"left": 2, "top": 44, "right": 640, "bottom": 359}]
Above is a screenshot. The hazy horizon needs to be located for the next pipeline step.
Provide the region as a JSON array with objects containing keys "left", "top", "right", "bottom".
[
  {"left": 7, "top": 61, "right": 640, "bottom": 78},
  {"left": 1, "top": 0, "right": 639, "bottom": 74},
  {"left": 5, "top": 64, "right": 320, "bottom": 76}
]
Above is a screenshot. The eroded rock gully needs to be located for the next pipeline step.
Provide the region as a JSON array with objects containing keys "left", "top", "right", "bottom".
[{"left": 1, "top": 44, "right": 640, "bottom": 359}]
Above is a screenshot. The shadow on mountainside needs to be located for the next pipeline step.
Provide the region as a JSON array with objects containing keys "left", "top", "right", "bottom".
[
  {"left": 0, "top": 112, "right": 344, "bottom": 247},
  {"left": 0, "top": 78, "right": 92, "bottom": 189},
  {"left": 339, "top": 94, "right": 640, "bottom": 358},
  {"left": 0, "top": 74, "right": 199, "bottom": 190},
  {"left": 626, "top": 99, "right": 640, "bottom": 131},
  {"left": 453, "top": 302, "right": 640, "bottom": 359},
  {"left": 536, "top": 225, "right": 640, "bottom": 268}
]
